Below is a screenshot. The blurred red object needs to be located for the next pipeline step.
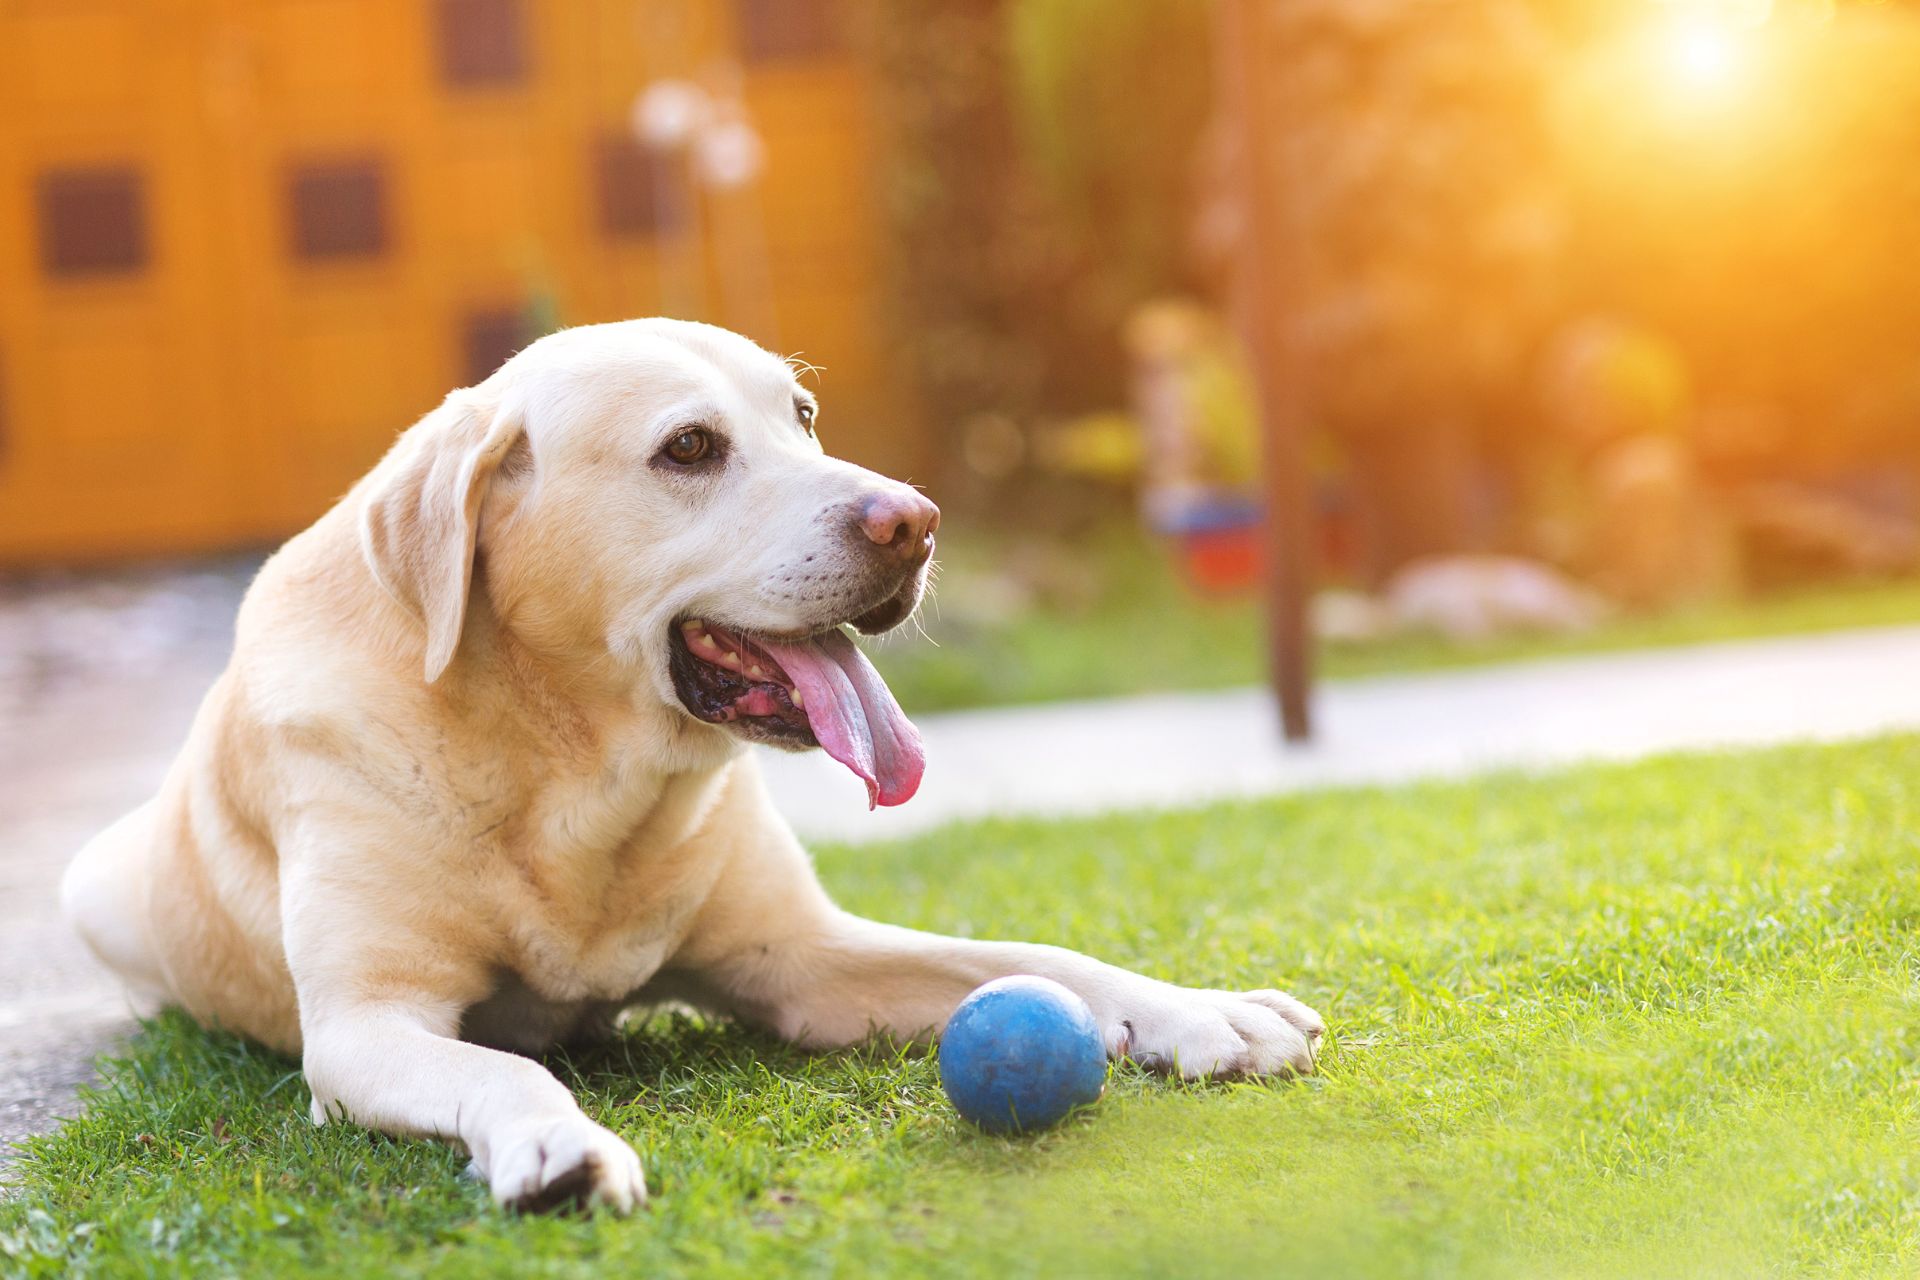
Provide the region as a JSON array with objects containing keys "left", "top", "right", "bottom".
[
  {"left": 1181, "top": 524, "right": 1260, "bottom": 593},
  {"left": 1156, "top": 496, "right": 1261, "bottom": 594}
]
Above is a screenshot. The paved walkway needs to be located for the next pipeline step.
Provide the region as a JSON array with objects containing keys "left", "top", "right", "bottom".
[
  {"left": 760, "top": 624, "right": 1920, "bottom": 841},
  {"left": 0, "top": 566, "right": 247, "bottom": 1165},
  {"left": 6, "top": 586, "right": 1920, "bottom": 1161}
]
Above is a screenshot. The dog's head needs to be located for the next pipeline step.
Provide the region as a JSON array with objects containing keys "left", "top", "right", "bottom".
[{"left": 357, "top": 318, "right": 935, "bottom": 806}]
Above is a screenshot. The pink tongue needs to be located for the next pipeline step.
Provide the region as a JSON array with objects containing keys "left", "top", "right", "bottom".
[{"left": 758, "top": 630, "right": 925, "bottom": 808}]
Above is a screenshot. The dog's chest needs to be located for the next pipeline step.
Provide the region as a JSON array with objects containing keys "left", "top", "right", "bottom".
[
  {"left": 486, "top": 763, "right": 730, "bottom": 1005},
  {"left": 500, "top": 903, "right": 685, "bottom": 1005}
]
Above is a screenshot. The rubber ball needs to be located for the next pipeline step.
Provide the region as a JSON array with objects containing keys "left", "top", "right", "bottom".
[{"left": 938, "top": 975, "right": 1107, "bottom": 1133}]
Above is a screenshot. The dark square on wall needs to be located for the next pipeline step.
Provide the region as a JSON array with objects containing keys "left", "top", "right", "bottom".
[
  {"left": 37, "top": 167, "right": 149, "bottom": 277},
  {"left": 735, "top": 0, "right": 843, "bottom": 61},
  {"left": 435, "top": 0, "right": 530, "bottom": 87},
  {"left": 594, "top": 135, "right": 677, "bottom": 238},
  {"left": 289, "top": 160, "right": 389, "bottom": 261},
  {"left": 463, "top": 305, "right": 533, "bottom": 385}
]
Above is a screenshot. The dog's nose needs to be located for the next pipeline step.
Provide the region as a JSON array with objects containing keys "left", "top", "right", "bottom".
[{"left": 858, "top": 489, "right": 940, "bottom": 561}]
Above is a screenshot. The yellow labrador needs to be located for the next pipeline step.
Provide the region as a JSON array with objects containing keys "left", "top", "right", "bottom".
[{"left": 61, "top": 319, "right": 1322, "bottom": 1213}]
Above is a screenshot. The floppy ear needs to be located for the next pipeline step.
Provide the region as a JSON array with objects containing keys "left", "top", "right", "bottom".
[{"left": 358, "top": 391, "right": 526, "bottom": 683}]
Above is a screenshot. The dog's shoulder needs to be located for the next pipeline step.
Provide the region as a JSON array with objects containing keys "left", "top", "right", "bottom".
[{"left": 234, "top": 505, "right": 418, "bottom": 724}]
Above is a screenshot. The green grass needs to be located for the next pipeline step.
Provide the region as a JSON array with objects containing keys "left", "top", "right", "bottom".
[
  {"left": 6, "top": 736, "right": 1920, "bottom": 1277},
  {"left": 871, "top": 528, "right": 1920, "bottom": 710}
]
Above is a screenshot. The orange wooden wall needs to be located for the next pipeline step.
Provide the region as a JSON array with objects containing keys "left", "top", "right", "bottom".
[{"left": 0, "top": 0, "right": 908, "bottom": 564}]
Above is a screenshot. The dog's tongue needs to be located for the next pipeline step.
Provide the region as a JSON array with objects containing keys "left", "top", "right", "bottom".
[{"left": 758, "top": 630, "right": 924, "bottom": 808}]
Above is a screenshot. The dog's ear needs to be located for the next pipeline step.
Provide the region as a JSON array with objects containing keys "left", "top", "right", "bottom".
[{"left": 358, "top": 391, "right": 526, "bottom": 683}]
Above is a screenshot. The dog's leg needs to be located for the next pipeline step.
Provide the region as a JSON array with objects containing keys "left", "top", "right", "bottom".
[
  {"left": 299, "top": 1002, "right": 646, "bottom": 1213},
  {"left": 696, "top": 909, "right": 1324, "bottom": 1078},
  {"left": 674, "top": 775, "right": 1323, "bottom": 1078}
]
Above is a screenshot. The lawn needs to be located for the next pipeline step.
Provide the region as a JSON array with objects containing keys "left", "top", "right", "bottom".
[
  {"left": 5, "top": 735, "right": 1918, "bottom": 1278},
  {"left": 871, "top": 526, "right": 1920, "bottom": 710}
]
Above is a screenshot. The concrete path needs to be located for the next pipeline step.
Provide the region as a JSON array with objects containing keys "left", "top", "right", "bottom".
[
  {"left": 6, "top": 572, "right": 1920, "bottom": 1161},
  {"left": 760, "top": 624, "right": 1920, "bottom": 842},
  {"left": 1, "top": 566, "right": 247, "bottom": 1165}
]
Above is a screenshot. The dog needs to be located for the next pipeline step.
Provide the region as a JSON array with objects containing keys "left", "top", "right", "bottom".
[{"left": 61, "top": 319, "right": 1323, "bottom": 1213}]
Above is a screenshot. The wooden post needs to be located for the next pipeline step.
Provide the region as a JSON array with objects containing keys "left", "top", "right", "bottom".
[{"left": 1220, "top": 0, "right": 1315, "bottom": 742}]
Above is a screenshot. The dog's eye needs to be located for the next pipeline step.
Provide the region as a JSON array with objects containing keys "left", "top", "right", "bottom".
[
  {"left": 662, "top": 428, "right": 714, "bottom": 466},
  {"left": 796, "top": 401, "right": 816, "bottom": 436}
]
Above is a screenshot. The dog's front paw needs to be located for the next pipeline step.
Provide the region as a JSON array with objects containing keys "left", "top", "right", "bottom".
[
  {"left": 1112, "top": 986, "right": 1324, "bottom": 1079},
  {"left": 484, "top": 1112, "right": 646, "bottom": 1214}
]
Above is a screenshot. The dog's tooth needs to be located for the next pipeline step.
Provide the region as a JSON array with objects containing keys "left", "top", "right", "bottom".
[
  {"left": 697, "top": 633, "right": 720, "bottom": 651},
  {"left": 720, "top": 652, "right": 742, "bottom": 669},
  {"left": 790, "top": 687, "right": 804, "bottom": 709},
  {"left": 747, "top": 664, "right": 765, "bottom": 678},
  {"left": 682, "top": 618, "right": 703, "bottom": 632}
]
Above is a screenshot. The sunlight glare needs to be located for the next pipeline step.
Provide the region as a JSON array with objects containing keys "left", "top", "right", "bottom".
[{"left": 1670, "top": 18, "right": 1737, "bottom": 87}]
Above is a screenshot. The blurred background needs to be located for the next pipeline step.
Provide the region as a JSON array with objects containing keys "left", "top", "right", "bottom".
[{"left": 7, "top": 0, "right": 1920, "bottom": 718}]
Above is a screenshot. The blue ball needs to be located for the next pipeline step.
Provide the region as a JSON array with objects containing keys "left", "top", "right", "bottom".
[{"left": 938, "top": 976, "right": 1107, "bottom": 1133}]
